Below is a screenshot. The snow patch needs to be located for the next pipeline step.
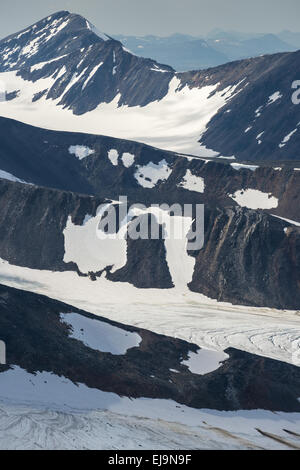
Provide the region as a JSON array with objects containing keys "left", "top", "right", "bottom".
[
  {"left": 229, "top": 189, "right": 278, "bottom": 210},
  {"left": 134, "top": 159, "right": 172, "bottom": 188},
  {"left": 271, "top": 214, "right": 300, "bottom": 229},
  {"left": 267, "top": 91, "right": 282, "bottom": 105},
  {"left": 60, "top": 312, "right": 141, "bottom": 355},
  {"left": 86, "top": 21, "right": 110, "bottom": 42},
  {"left": 0, "top": 72, "right": 244, "bottom": 156},
  {"left": 279, "top": 126, "right": 299, "bottom": 148},
  {"left": 256, "top": 132, "right": 264, "bottom": 145},
  {"left": 231, "top": 163, "right": 258, "bottom": 172},
  {"left": 255, "top": 106, "right": 263, "bottom": 118},
  {"left": 177, "top": 169, "right": 205, "bottom": 193},
  {"left": 68, "top": 145, "right": 95, "bottom": 160},
  {"left": 182, "top": 349, "right": 229, "bottom": 375},
  {"left": 150, "top": 65, "right": 170, "bottom": 73},
  {"left": 30, "top": 55, "right": 68, "bottom": 72},
  {"left": 0, "top": 169, "right": 29, "bottom": 184},
  {"left": 121, "top": 152, "right": 135, "bottom": 168},
  {"left": 63, "top": 204, "right": 128, "bottom": 274},
  {"left": 0, "top": 258, "right": 299, "bottom": 365}
]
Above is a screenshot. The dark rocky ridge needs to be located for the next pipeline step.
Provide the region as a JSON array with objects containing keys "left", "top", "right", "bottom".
[
  {"left": 189, "top": 206, "right": 300, "bottom": 309},
  {"left": 1, "top": 12, "right": 300, "bottom": 161},
  {"left": 0, "top": 283, "right": 299, "bottom": 412},
  {"left": 0, "top": 117, "right": 299, "bottom": 222},
  {"left": 0, "top": 179, "right": 103, "bottom": 271},
  {"left": 0, "top": 178, "right": 299, "bottom": 309}
]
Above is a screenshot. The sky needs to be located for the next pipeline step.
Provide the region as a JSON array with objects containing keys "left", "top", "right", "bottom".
[{"left": 0, "top": 0, "right": 300, "bottom": 39}]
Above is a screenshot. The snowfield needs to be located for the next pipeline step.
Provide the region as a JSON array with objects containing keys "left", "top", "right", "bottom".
[
  {"left": 0, "top": 72, "right": 241, "bottom": 156},
  {"left": 121, "top": 152, "right": 135, "bottom": 168}
]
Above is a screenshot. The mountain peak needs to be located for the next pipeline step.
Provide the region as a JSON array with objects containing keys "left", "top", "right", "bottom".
[
  {"left": 0, "top": 10, "right": 116, "bottom": 72},
  {"left": 0, "top": 10, "right": 174, "bottom": 115},
  {"left": 84, "top": 18, "right": 112, "bottom": 42}
]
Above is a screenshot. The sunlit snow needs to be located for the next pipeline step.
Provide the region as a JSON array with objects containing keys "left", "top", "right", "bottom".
[
  {"left": 134, "top": 159, "right": 172, "bottom": 188},
  {"left": 68, "top": 145, "right": 95, "bottom": 160},
  {"left": 229, "top": 189, "right": 278, "bottom": 210},
  {"left": 177, "top": 169, "right": 205, "bottom": 193},
  {"left": 182, "top": 349, "right": 228, "bottom": 375},
  {"left": 60, "top": 312, "right": 141, "bottom": 355}
]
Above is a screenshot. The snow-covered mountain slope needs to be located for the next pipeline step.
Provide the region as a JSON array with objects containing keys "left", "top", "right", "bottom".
[
  {"left": 0, "top": 11, "right": 299, "bottom": 161},
  {"left": 0, "top": 177, "right": 299, "bottom": 310},
  {"left": 0, "top": 284, "right": 299, "bottom": 450}
]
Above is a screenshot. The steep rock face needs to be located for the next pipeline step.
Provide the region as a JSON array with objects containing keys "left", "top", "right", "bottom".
[
  {"left": 108, "top": 215, "right": 174, "bottom": 289},
  {"left": 206, "top": 32, "right": 296, "bottom": 62},
  {"left": 189, "top": 206, "right": 300, "bottom": 309},
  {"left": 0, "top": 179, "right": 298, "bottom": 309},
  {"left": 0, "top": 180, "right": 103, "bottom": 270},
  {"left": 0, "top": 283, "right": 299, "bottom": 412}
]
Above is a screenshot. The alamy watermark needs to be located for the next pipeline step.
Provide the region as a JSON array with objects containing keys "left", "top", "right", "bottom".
[
  {"left": 291, "top": 80, "right": 300, "bottom": 105},
  {"left": 95, "top": 196, "right": 205, "bottom": 251},
  {"left": 0, "top": 340, "right": 6, "bottom": 365}
]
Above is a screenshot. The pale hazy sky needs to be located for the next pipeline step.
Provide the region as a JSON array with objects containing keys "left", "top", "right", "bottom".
[{"left": 1, "top": 0, "right": 300, "bottom": 39}]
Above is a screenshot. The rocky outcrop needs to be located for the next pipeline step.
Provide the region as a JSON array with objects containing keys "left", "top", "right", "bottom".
[
  {"left": 108, "top": 214, "right": 174, "bottom": 289},
  {"left": 188, "top": 206, "right": 300, "bottom": 310}
]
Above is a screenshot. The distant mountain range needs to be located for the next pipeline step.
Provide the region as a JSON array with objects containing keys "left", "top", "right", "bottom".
[{"left": 116, "top": 30, "right": 299, "bottom": 71}]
